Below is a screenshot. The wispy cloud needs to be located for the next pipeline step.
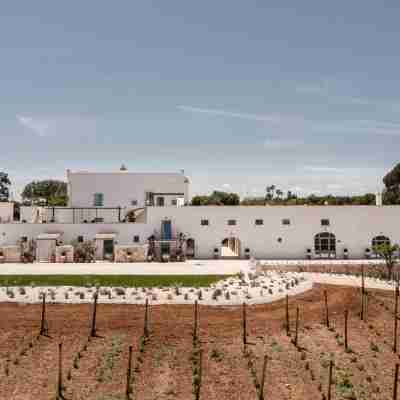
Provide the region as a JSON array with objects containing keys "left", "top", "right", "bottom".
[
  {"left": 177, "top": 105, "right": 279, "bottom": 123},
  {"left": 178, "top": 104, "right": 400, "bottom": 137},
  {"left": 16, "top": 115, "right": 51, "bottom": 137},
  {"left": 304, "top": 166, "right": 345, "bottom": 173}
]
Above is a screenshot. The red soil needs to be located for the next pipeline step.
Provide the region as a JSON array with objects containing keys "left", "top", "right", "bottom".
[{"left": 0, "top": 284, "right": 399, "bottom": 399}]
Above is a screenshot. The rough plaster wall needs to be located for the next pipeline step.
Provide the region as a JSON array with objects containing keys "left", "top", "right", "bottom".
[
  {"left": 0, "top": 203, "right": 14, "bottom": 223},
  {"left": 0, "top": 246, "right": 21, "bottom": 262},
  {"left": 114, "top": 245, "right": 148, "bottom": 262}
]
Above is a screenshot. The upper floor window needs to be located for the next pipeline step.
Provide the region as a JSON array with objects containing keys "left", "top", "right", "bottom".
[
  {"left": 156, "top": 197, "right": 165, "bottom": 207},
  {"left": 133, "top": 235, "right": 140, "bottom": 243},
  {"left": 93, "top": 193, "right": 104, "bottom": 207},
  {"left": 321, "top": 219, "right": 330, "bottom": 226},
  {"left": 201, "top": 219, "right": 209, "bottom": 226},
  {"left": 131, "top": 199, "right": 138, "bottom": 206},
  {"left": 171, "top": 199, "right": 177, "bottom": 206},
  {"left": 227, "top": 219, "right": 237, "bottom": 226},
  {"left": 255, "top": 219, "right": 264, "bottom": 226},
  {"left": 282, "top": 218, "right": 291, "bottom": 226}
]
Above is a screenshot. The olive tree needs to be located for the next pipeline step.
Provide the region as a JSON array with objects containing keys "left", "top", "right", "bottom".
[{"left": 372, "top": 242, "right": 399, "bottom": 280}]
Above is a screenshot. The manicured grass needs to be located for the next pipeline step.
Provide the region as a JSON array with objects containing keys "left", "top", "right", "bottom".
[{"left": 0, "top": 274, "right": 231, "bottom": 288}]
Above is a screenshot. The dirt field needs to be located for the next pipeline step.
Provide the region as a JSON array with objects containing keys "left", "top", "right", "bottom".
[{"left": 1, "top": 284, "right": 400, "bottom": 400}]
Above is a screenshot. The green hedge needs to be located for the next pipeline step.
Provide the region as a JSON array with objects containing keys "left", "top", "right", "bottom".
[{"left": 0, "top": 274, "right": 230, "bottom": 288}]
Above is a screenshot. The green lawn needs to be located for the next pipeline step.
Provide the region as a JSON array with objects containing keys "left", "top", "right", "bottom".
[{"left": 0, "top": 274, "right": 231, "bottom": 288}]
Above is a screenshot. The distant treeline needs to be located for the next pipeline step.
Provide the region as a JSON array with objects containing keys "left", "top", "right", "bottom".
[{"left": 191, "top": 162, "right": 400, "bottom": 206}]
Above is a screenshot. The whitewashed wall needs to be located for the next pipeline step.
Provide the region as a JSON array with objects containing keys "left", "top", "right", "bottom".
[
  {"left": 0, "top": 223, "right": 153, "bottom": 247},
  {"left": 2, "top": 205, "right": 400, "bottom": 260},
  {"left": 146, "top": 206, "right": 400, "bottom": 259},
  {"left": 67, "top": 171, "right": 189, "bottom": 209}
]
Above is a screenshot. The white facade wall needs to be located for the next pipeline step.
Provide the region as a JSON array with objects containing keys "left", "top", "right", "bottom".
[
  {"left": 0, "top": 203, "right": 14, "bottom": 223},
  {"left": 67, "top": 170, "right": 189, "bottom": 212},
  {"left": 146, "top": 206, "right": 400, "bottom": 259},
  {"left": 0, "top": 223, "right": 152, "bottom": 248},
  {"left": 2, "top": 205, "right": 400, "bottom": 260}
]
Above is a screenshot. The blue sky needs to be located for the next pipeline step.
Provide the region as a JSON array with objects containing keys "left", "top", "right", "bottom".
[{"left": 2, "top": 1, "right": 400, "bottom": 199}]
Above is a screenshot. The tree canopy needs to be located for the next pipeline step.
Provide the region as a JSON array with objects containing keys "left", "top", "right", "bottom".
[
  {"left": 0, "top": 172, "right": 11, "bottom": 202},
  {"left": 191, "top": 190, "right": 240, "bottom": 206},
  {"left": 383, "top": 162, "right": 400, "bottom": 204},
  {"left": 21, "top": 180, "right": 68, "bottom": 206}
]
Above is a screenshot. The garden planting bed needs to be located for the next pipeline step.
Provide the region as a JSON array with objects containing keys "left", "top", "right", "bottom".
[{"left": 1, "top": 284, "right": 400, "bottom": 399}]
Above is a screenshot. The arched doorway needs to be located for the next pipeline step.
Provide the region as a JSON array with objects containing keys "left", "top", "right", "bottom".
[
  {"left": 314, "top": 232, "right": 336, "bottom": 257},
  {"left": 221, "top": 237, "right": 241, "bottom": 258},
  {"left": 186, "top": 238, "right": 195, "bottom": 259}
]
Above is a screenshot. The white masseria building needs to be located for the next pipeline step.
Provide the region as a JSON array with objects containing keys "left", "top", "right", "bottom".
[{"left": 0, "top": 167, "right": 399, "bottom": 262}]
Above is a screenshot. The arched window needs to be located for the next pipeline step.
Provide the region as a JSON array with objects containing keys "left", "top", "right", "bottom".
[
  {"left": 372, "top": 235, "right": 390, "bottom": 249},
  {"left": 314, "top": 232, "right": 336, "bottom": 254}
]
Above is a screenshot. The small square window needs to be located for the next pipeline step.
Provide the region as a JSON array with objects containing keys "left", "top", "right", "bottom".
[
  {"left": 171, "top": 199, "right": 177, "bottom": 206},
  {"left": 282, "top": 219, "right": 291, "bottom": 225},
  {"left": 201, "top": 219, "right": 209, "bottom": 226},
  {"left": 227, "top": 219, "right": 236, "bottom": 226},
  {"left": 93, "top": 193, "right": 104, "bottom": 207},
  {"left": 255, "top": 219, "right": 264, "bottom": 226},
  {"left": 321, "top": 219, "right": 330, "bottom": 226},
  {"left": 133, "top": 235, "right": 140, "bottom": 243},
  {"left": 131, "top": 199, "right": 138, "bottom": 206},
  {"left": 77, "top": 235, "right": 84, "bottom": 243},
  {"left": 21, "top": 236, "right": 28, "bottom": 243}
]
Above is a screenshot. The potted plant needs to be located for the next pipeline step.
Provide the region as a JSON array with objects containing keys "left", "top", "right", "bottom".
[
  {"left": 126, "top": 250, "right": 132, "bottom": 262},
  {"left": 23, "top": 251, "right": 33, "bottom": 263},
  {"left": 306, "top": 248, "right": 312, "bottom": 260},
  {"left": 245, "top": 248, "right": 250, "bottom": 259},
  {"left": 365, "top": 248, "right": 371, "bottom": 259},
  {"left": 0, "top": 250, "right": 4, "bottom": 263},
  {"left": 214, "top": 248, "right": 219, "bottom": 259},
  {"left": 343, "top": 248, "right": 349, "bottom": 260},
  {"left": 60, "top": 250, "right": 67, "bottom": 263}
]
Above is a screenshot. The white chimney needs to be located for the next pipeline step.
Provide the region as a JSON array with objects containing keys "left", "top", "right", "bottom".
[{"left": 375, "top": 192, "right": 383, "bottom": 207}]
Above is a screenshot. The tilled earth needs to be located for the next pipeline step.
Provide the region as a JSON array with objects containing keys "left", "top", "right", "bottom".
[{"left": 0, "top": 284, "right": 399, "bottom": 399}]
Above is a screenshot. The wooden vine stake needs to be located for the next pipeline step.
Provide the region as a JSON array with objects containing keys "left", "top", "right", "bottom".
[
  {"left": 195, "top": 349, "right": 203, "bottom": 400},
  {"left": 242, "top": 302, "right": 248, "bottom": 351},
  {"left": 293, "top": 307, "right": 299, "bottom": 348},
  {"left": 57, "top": 342, "right": 63, "bottom": 400},
  {"left": 39, "top": 292, "right": 47, "bottom": 336},
  {"left": 361, "top": 265, "right": 365, "bottom": 321},
  {"left": 90, "top": 291, "right": 98, "bottom": 337},
  {"left": 126, "top": 345, "right": 133, "bottom": 400},
  {"left": 324, "top": 290, "right": 329, "bottom": 328},
  {"left": 394, "top": 363, "right": 399, "bottom": 400},
  {"left": 394, "top": 283, "right": 399, "bottom": 353},
  {"left": 327, "top": 359, "right": 334, "bottom": 400},
  {"left": 285, "top": 294, "right": 290, "bottom": 336},
  {"left": 344, "top": 309, "right": 349, "bottom": 351},
  {"left": 193, "top": 300, "right": 199, "bottom": 344},
  {"left": 144, "top": 298, "right": 150, "bottom": 338},
  {"left": 259, "top": 354, "right": 268, "bottom": 400}
]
